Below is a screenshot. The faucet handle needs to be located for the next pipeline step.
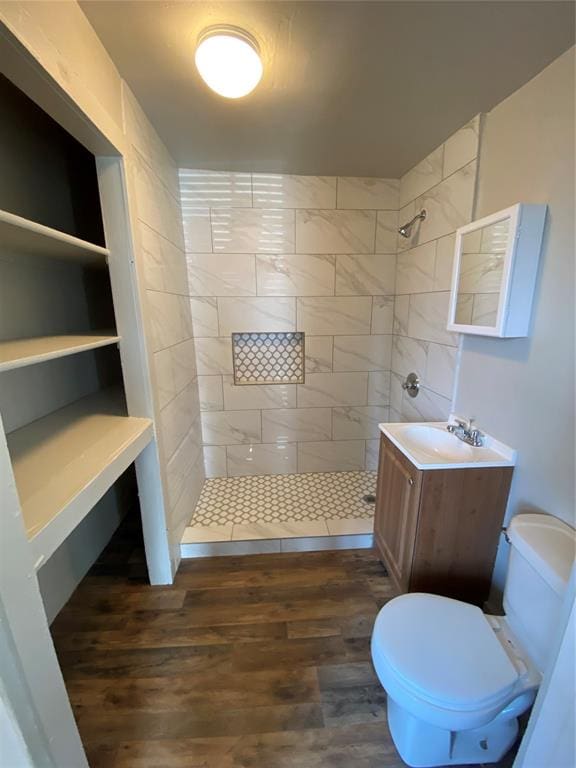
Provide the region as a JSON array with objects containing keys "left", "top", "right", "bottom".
[
  {"left": 449, "top": 416, "right": 476, "bottom": 433},
  {"left": 447, "top": 417, "right": 465, "bottom": 435},
  {"left": 469, "top": 426, "right": 484, "bottom": 447}
]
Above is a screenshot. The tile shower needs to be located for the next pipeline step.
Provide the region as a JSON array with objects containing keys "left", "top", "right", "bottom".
[
  {"left": 181, "top": 171, "right": 398, "bottom": 478},
  {"left": 178, "top": 116, "right": 480, "bottom": 550}
]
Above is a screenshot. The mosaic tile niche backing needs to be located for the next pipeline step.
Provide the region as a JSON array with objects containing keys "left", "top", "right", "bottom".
[{"left": 232, "top": 332, "right": 305, "bottom": 385}]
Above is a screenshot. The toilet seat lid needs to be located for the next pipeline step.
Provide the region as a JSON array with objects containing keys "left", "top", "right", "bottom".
[{"left": 373, "top": 593, "right": 519, "bottom": 710}]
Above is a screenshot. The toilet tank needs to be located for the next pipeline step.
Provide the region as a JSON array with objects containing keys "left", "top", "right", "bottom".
[{"left": 503, "top": 513, "right": 575, "bottom": 672}]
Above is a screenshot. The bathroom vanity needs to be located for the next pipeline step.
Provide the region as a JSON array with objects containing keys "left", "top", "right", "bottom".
[{"left": 374, "top": 422, "right": 515, "bottom": 605}]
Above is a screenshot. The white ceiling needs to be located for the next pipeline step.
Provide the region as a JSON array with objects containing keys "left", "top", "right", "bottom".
[{"left": 81, "top": 1, "right": 575, "bottom": 177}]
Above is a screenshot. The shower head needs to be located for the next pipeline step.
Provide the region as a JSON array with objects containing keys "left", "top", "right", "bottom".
[{"left": 398, "top": 209, "right": 427, "bottom": 238}]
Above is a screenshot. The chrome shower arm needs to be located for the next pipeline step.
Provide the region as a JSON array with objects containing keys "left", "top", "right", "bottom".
[{"left": 398, "top": 209, "right": 427, "bottom": 238}]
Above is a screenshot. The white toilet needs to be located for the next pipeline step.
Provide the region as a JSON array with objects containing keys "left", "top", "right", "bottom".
[{"left": 371, "top": 512, "right": 575, "bottom": 767}]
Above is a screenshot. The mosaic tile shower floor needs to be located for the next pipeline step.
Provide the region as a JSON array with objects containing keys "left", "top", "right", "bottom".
[
  {"left": 180, "top": 471, "right": 377, "bottom": 556},
  {"left": 191, "top": 471, "right": 377, "bottom": 526}
]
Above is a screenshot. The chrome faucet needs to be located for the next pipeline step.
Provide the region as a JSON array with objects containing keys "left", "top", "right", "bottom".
[{"left": 447, "top": 417, "right": 484, "bottom": 447}]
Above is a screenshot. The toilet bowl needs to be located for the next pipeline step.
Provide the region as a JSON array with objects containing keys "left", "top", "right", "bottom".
[
  {"left": 371, "top": 593, "right": 539, "bottom": 766},
  {"left": 371, "top": 513, "right": 575, "bottom": 767}
]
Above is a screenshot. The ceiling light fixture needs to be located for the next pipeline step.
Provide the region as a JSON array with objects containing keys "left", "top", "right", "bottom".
[{"left": 195, "top": 25, "right": 263, "bottom": 99}]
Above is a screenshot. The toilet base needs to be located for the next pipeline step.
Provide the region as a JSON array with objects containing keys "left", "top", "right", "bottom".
[{"left": 387, "top": 698, "right": 519, "bottom": 767}]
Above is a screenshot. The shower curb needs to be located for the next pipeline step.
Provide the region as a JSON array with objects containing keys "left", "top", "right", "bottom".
[{"left": 180, "top": 533, "right": 374, "bottom": 559}]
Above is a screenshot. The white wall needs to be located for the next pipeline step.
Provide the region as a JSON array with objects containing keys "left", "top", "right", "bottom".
[
  {"left": 37, "top": 487, "right": 124, "bottom": 624},
  {"left": 454, "top": 47, "right": 575, "bottom": 589},
  {"left": 0, "top": 681, "right": 34, "bottom": 768}
]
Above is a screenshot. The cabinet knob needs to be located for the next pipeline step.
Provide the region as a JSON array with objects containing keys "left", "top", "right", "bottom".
[{"left": 408, "top": 477, "right": 414, "bottom": 486}]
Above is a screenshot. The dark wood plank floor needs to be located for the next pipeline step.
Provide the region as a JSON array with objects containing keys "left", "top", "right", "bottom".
[{"left": 51, "top": 518, "right": 520, "bottom": 768}]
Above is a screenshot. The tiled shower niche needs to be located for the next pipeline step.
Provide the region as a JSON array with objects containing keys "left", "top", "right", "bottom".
[{"left": 232, "top": 332, "right": 305, "bottom": 385}]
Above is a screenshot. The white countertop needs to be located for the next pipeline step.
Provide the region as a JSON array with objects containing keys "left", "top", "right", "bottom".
[{"left": 378, "top": 421, "right": 517, "bottom": 470}]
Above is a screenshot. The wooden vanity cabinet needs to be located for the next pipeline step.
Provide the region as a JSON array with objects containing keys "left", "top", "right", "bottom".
[{"left": 374, "top": 433, "right": 513, "bottom": 606}]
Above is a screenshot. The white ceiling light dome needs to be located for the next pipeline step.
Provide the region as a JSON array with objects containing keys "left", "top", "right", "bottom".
[{"left": 195, "top": 25, "right": 263, "bottom": 99}]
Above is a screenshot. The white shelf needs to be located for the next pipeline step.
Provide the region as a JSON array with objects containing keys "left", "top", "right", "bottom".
[
  {"left": 7, "top": 387, "right": 153, "bottom": 567},
  {"left": 0, "top": 332, "right": 120, "bottom": 372},
  {"left": 0, "top": 209, "right": 110, "bottom": 265}
]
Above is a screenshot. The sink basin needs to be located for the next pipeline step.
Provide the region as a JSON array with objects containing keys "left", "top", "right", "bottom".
[
  {"left": 378, "top": 421, "right": 516, "bottom": 470},
  {"left": 401, "top": 425, "right": 481, "bottom": 462}
]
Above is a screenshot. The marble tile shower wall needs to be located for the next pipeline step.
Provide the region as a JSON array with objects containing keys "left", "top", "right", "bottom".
[
  {"left": 391, "top": 116, "right": 480, "bottom": 422},
  {"left": 123, "top": 85, "right": 204, "bottom": 548},
  {"left": 179, "top": 171, "right": 399, "bottom": 476}
]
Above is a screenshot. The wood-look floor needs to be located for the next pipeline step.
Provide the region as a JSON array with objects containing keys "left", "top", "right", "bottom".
[{"left": 51, "top": 518, "right": 520, "bottom": 768}]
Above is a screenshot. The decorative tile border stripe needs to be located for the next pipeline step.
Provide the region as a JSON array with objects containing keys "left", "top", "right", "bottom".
[{"left": 232, "top": 331, "right": 305, "bottom": 385}]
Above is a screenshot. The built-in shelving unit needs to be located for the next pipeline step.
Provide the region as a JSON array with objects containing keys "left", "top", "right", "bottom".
[
  {"left": 0, "top": 70, "right": 169, "bottom": 628},
  {"left": 0, "top": 166, "right": 151, "bottom": 574},
  {"left": 0, "top": 46, "right": 172, "bottom": 768},
  {"left": 0, "top": 332, "right": 120, "bottom": 371},
  {"left": 7, "top": 388, "right": 153, "bottom": 568},
  {"left": 0, "top": 209, "right": 109, "bottom": 265}
]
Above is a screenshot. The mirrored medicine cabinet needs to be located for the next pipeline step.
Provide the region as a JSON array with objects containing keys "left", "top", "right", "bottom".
[{"left": 447, "top": 203, "right": 547, "bottom": 337}]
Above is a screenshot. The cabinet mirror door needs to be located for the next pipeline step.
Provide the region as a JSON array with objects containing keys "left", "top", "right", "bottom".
[
  {"left": 447, "top": 203, "right": 546, "bottom": 338},
  {"left": 455, "top": 217, "right": 509, "bottom": 329}
]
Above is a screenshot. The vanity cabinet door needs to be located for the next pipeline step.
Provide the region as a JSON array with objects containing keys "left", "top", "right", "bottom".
[{"left": 374, "top": 436, "right": 422, "bottom": 591}]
